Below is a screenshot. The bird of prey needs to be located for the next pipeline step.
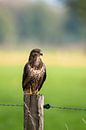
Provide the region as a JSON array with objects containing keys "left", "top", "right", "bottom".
[{"left": 22, "top": 48, "right": 46, "bottom": 95}]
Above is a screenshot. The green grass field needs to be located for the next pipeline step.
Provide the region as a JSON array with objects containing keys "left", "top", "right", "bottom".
[{"left": 0, "top": 64, "right": 86, "bottom": 130}]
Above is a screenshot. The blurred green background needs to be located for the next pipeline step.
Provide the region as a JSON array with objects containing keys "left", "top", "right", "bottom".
[
  {"left": 0, "top": 0, "right": 86, "bottom": 130},
  {"left": 0, "top": 64, "right": 86, "bottom": 130}
]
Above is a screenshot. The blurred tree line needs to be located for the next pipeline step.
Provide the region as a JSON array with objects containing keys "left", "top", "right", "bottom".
[
  {"left": 64, "top": 0, "right": 86, "bottom": 38},
  {"left": 64, "top": 0, "right": 86, "bottom": 50},
  {"left": 0, "top": 2, "right": 85, "bottom": 46},
  {"left": 65, "top": 0, "right": 86, "bottom": 23}
]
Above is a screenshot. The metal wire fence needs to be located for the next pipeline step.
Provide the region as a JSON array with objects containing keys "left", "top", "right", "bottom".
[
  {"left": 0, "top": 103, "right": 86, "bottom": 111},
  {"left": 0, "top": 103, "right": 86, "bottom": 130}
]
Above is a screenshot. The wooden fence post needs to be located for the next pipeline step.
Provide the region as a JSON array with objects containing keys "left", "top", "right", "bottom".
[{"left": 24, "top": 93, "right": 44, "bottom": 130}]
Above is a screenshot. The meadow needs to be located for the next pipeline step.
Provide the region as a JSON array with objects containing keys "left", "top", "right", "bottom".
[{"left": 0, "top": 51, "right": 86, "bottom": 130}]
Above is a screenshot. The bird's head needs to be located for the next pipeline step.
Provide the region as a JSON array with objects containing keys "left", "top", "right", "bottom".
[
  {"left": 30, "top": 48, "right": 43, "bottom": 58},
  {"left": 29, "top": 48, "right": 43, "bottom": 68}
]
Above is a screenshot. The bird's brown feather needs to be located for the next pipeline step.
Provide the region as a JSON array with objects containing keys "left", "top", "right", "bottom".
[{"left": 22, "top": 49, "right": 46, "bottom": 95}]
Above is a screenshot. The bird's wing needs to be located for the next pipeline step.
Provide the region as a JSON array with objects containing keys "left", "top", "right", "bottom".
[
  {"left": 38, "top": 64, "right": 46, "bottom": 91},
  {"left": 22, "top": 63, "right": 31, "bottom": 90}
]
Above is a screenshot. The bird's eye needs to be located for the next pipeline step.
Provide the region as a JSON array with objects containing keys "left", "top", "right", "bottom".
[{"left": 33, "top": 52, "right": 38, "bottom": 56}]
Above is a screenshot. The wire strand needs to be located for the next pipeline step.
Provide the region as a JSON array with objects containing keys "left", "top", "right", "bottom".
[
  {"left": 0, "top": 103, "right": 86, "bottom": 112},
  {"left": 0, "top": 103, "right": 23, "bottom": 107},
  {"left": 44, "top": 104, "right": 86, "bottom": 111}
]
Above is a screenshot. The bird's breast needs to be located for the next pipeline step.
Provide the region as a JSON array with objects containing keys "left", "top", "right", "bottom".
[{"left": 28, "top": 65, "right": 45, "bottom": 79}]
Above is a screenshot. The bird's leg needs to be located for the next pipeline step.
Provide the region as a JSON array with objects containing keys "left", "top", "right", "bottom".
[
  {"left": 24, "top": 88, "right": 33, "bottom": 95},
  {"left": 29, "top": 87, "right": 33, "bottom": 95},
  {"left": 24, "top": 91, "right": 32, "bottom": 96},
  {"left": 37, "top": 91, "right": 39, "bottom": 95},
  {"left": 35, "top": 89, "right": 39, "bottom": 95}
]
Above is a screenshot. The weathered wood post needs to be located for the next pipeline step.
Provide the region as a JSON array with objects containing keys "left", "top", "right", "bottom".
[{"left": 24, "top": 93, "right": 44, "bottom": 130}]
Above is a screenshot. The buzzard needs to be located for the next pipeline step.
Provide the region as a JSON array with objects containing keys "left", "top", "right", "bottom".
[{"left": 22, "top": 48, "right": 46, "bottom": 95}]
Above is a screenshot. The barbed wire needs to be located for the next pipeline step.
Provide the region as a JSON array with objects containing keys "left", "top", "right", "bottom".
[
  {"left": 0, "top": 103, "right": 23, "bottom": 107},
  {"left": 44, "top": 104, "right": 86, "bottom": 111},
  {"left": 0, "top": 103, "right": 86, "bottom": 111}
]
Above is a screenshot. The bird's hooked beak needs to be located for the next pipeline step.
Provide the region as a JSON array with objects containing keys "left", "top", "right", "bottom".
[
  {"left": 40, "top": 52, "right": 43, "bottom": 56},
  {"left": 40, "top": 50, "right": 43, "bottom": 56}
]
